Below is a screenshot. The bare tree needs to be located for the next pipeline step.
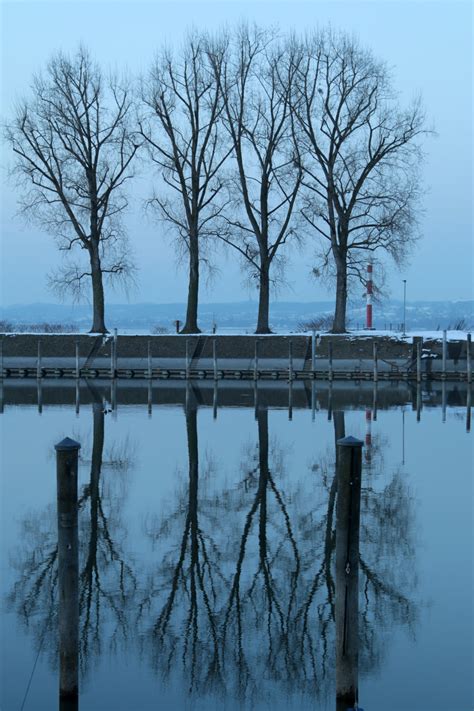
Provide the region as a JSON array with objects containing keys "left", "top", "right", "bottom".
[
  {"left": 139, "top": 33, "right": 230, "bottom": 333},
  {"left": 5, "top": 47, "right": 139, "bottom": 333},
  {"left": 292, "top": 30, "right": 428, "bottom": 332},
  {"left": 209, "top": 26, "right": 302, "bottom": 334}
]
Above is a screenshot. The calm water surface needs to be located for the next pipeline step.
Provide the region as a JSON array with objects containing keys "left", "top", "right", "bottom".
[{"left": 1, "top": 383, "right": 472, "bottom": 711}]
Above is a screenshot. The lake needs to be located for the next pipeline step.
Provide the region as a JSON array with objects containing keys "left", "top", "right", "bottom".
[{"left": 1, "top": 381, "right": 472, "bottom": 711}]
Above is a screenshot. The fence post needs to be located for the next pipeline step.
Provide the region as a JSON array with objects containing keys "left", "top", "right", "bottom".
[
  {"left": 254, "top": 339, "right": 259, "bottom": 381},
  {"left": 147, "top": 340, "right": 152, "bottom": 379},
  {"left": 75, "top": 340, "right": 80, "bottom": 379},
  {"left": 467, "top": 333, "right": 471, "bottom": 384},
  {"left": 416, "top": 340, "right": 422, "bottom": 384},
  {"left": 335, "top": 436, "right": 363, "bottom": 710},
  {"left": 213, "top": 338, "right": 218, "bottom": 381},
  {"left": 37, "top": 339, "right": 42, "bottom": 379},
  {"left": 442, "top": 330, "right": 447, "bottom": 378},
  {"left": 373, "top": 341, "right": 378, "bottom": 382},
  {"left": 55, "top": 437, "right": 80, "bottom": 705},
  {"left": 288, "top": 339, "right": 293, "bottom": 382}
]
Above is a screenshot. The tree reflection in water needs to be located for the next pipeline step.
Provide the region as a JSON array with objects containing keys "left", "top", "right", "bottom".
[
  {"left": 143, "top": 403, "right": 419, "bottom": 706},
  {"left": 7, "top": 397, "right": 138, "bottom": 677}
]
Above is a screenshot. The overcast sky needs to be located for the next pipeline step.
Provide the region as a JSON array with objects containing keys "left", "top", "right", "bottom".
[{"left": 1, "top": 0, "right": 472, "bottom": 307}]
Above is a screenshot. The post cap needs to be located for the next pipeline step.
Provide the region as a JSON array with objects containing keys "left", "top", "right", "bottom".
[
  {"left": 55, "top": 437, "right": 81, "bottom": 452},
  {"left": 337, "top": 435, "right": 364, "bottom": 448}
]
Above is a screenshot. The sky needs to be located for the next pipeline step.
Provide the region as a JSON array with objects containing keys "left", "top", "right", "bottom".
[{"left": 0, "top": 0, "right": 472, "bottom": 307}]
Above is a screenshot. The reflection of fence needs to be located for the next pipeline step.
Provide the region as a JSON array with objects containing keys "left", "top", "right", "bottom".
[{"left": 0, "top": 333, "right": 472, "bottom": 382}]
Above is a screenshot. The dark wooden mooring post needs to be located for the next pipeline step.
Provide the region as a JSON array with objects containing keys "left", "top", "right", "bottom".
[
  {"left": 55, "top": 437, "right": 80, "bottom": 709},
  {"left": 336, "top": 435, "right": 363, "bottom": 711}
]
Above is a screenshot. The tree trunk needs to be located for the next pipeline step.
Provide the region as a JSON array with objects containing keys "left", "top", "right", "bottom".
[
  {"left": 332, "top": 257, "right": 348, "bottom": 333},
  {"left": 89, "top": 249, "right": 107, "bottom": 333},
  {"left": 181, "top": 235, "right": 201, "bottom": 334},
  {"left": 256, "top": 263, "right": 271, "bottom": 334}
]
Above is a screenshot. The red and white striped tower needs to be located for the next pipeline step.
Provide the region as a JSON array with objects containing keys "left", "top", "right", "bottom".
[
  {"left": 365, "top": 408, "right": 372, "bottom": 463},
  {"left": 366, "top": 262, "right": 373, "bottom": 329}
]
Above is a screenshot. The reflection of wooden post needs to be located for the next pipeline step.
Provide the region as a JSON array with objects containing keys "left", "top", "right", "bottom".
[
  {"left": 0, "top": 378, "right": 3, "bottom": 414},
  {"left": 0, "top": 336, "right": 3, "bottom": 379},
  {"left": 55, "top": 437, "right": 80, "bottom": 707},
  {"left": 373, "top": 381, "right": 378, "bottom": 421},
  {"left": 37, "top": 379, "right": 43, "bottom": 414},
  {"left": 311, "top": 380, "right": 316, "bottom": 422},
  {"left": 213, "top": 380, "right": 218, "bottom": 420},
  {"left": 311, "top": 330, "right": 316, "bottom": 374},
  {"left": 110, "top": 337, "right": 115, "bottom": 379},
  {"left": 147, "top": 380, "right": 152, "bottom": 417},
  {"left": 254, "top": 380, "right": 258, "bottom": 421},
  {"left": 186, "top": 339, "right": 190, "bottom": 379},
  {"left": 466, "top": 386, "right": 471, "bottom": 434},
  {"left": 75, "top": 381, "right": 80, "bottom": 416},
  {"left": 113, "top": 328, "right": 118, "bottom": 374},
  {"left": 328, "top": 340, "right": 333, "bottom": 381},
  {"left": 442, "top": 380, "right": 446, "bottom": 423},
  {"left": 328, "top": 380, "right": 333, "bottom": 421},
  {"left": 288, "top": 379, "right": 293, "bottom": 421},
  {"left": 416, "top": 383, "right": 422, "bottom": 422},
  {"left": 336, "top": 435, "right": 363, "bottom": 710}
]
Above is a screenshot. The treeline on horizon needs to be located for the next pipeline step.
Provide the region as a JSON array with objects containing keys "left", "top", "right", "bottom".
[{"left": 5, "top": 24, "right": 429, "bottom": 334}]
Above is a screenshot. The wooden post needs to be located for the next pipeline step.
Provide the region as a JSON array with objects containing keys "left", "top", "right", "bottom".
[
  {"left": 186, "top": 339, "right": 190, "bottom": 379},
  {"left": 75, "top": 340, "right": 80, "bottom": 379},
  {"left": 55, "top": 437, "right": 80, "bottom": 706},
  {"left": 336, "top": 435, "right": 363, "bottom": 710},
  {"left": 213, "top": 338, "right": 218, "bottom": 381},
  {"left": 442, "top": 329, "right": 447, "bottom": 378},
  {"left": 312, "top": 330, "right": 316, "bottom": 375},
  {"left": 37, "top": 339, "right": 42, "bottom": 379},
  {"left": 328, "top": 340, "right": 333, "bottom": 381},
  {"left": 416, "top": 340, "right": 422, "bottom": 383},
  {"left": 373, "top": 341, "right": 378, "bottom": 382},
  {"left": 288, "top": 339, "right": 293, "bottom": 382},
  {"left": 147, "top": 340, "right": 152, "bottom": 379},
  {"left": 467, "top": 333, "right": 471, "bottom": 384},
  {"left": 254, "top": 339, "right": 259, "bottom": 381}
]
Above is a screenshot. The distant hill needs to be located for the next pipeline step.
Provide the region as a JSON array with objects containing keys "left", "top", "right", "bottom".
[{"left": 1, "top": 300, "right": 472, "bottom": 332}]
